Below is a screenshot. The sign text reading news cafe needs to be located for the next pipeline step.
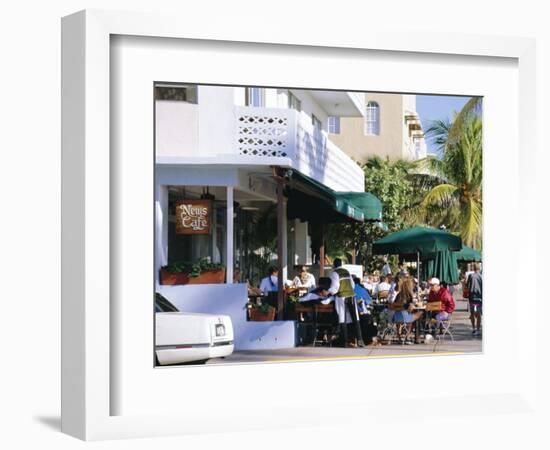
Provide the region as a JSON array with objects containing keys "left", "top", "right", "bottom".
[{"left": 175, "top": 200, "right": 212, "bottom": 235}]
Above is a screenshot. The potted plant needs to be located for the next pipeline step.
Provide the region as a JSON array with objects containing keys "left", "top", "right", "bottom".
[
  {"left": 284, "top": 293, "right": 300, "bottom": 320},
  {"left": 246, "top": 301, "right": 276, "bottom": 321},
  {"left": 160, "top": 258, "right": 225, "bottom": 285}
]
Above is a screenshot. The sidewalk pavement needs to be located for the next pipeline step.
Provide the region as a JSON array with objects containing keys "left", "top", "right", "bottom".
[{"left": 207, "top": 298, "right": 482, "bottom": 365}]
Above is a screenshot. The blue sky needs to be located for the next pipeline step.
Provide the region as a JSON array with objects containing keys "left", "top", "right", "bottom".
[{"left": 416, "top": 95, "right": 472, "bottom": 155}]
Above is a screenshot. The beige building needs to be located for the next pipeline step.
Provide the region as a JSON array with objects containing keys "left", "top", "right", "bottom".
[{"left": 328, "top": 93, "right": 427, "bottom": 163}]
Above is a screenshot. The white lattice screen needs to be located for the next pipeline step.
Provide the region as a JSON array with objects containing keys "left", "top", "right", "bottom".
[
  {"left": 236, "top": 112, "right": 290, "bottom": 157},
  {"left": 235, "top": 106, "right": 364, "bottom": 192}
]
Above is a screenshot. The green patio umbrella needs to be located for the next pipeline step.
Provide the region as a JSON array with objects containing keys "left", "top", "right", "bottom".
[
  {"left": 454, "top": 245, "right": 482, "bottom": 262},
  {"left": 425, "top": 249, "right": 460, "bottom": 284},
  {"left": 372, "top": 226, "right": 462, "bottom": 255},
  {"left": 372, "top": 226, "right": 462, "bottom": 282},
  {"left": 423, "top": 244, "right": 481, "bottom": 281}
]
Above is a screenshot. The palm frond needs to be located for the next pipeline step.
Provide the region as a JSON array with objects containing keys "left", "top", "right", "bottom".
[
  {"left": 459, "top": 197, "right": 483, "bottom": 248},
  {"left": 421, "top": 184, "right": 459, "bottom": 208},
  {"left": 448, "top": 97, "right": 482, "bottom": 145},
  {"left": 412, "top": 155, "right": 447, "bottom": 179},
  {"left": 425, "top": 118, "right": 452, "bottom": 155}
]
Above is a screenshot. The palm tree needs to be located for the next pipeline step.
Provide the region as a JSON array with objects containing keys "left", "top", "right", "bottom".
[
  {"left": 447, "top": 97, "right": 482, "bottom": 145},
  {"left": 425, "top": 118, "right": 452, "bottom": 155},
  {"left": 412, "top": 116, "right": 483, "bottom": 248}
]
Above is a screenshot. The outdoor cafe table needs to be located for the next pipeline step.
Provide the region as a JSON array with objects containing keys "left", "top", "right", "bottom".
[{"left": 411, "top": 302, "right": 427, "bottom": 343}]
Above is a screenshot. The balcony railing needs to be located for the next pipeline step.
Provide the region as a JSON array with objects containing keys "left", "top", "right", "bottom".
[{"left": 235, "top": 106, "right": 364, "bottom": 193}]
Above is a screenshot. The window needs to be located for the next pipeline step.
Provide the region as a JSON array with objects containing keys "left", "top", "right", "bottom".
[
  {"left": 288, "top": 91, "right": 302, "bottom": 111},
  {"left": 154, "top": 84, "right": 198, "bottom": 103},
  {"left": 328, "top": 116, "right": 340, "bottom": 134},
  {"left": 245, "top": 87, "right": 265, "bottom": 107},
  {"left": 365, "top": 101, "right": 380, "bottom": 135},
  {"left": 312, "top": 114, "right": 322, "bottom": 131}
]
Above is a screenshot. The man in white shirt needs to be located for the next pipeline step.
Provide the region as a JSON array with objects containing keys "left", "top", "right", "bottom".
[{"left": 375, "top": 275, "right": 391, "bottom": 298}]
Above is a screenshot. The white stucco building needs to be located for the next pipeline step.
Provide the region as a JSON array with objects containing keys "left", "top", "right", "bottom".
[{"left": 155, "top": 84, "right": 381, "bottom": 351}]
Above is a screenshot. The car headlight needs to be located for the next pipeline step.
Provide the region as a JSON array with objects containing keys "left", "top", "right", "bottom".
[{"left": 215, "top": 324, "right": 226, "bottom": 337}]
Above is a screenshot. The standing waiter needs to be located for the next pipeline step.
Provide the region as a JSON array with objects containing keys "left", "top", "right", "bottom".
[{"left": 328, "top": 258, "right": 365, "bottom": 347}]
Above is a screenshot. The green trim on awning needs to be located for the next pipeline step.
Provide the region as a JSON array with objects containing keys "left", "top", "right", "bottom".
[
  {"left": 286, "top": 171, "right": 381, "bottom": 224},
  {"left": 335, "top": 191, "right": 383, "bottom": 221},
  {"left": 334, "top": 198, "right": 365, "bottom": 221}
]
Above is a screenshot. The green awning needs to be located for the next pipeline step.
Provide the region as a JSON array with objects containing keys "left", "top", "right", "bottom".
[
  {"left": 335, "top": 191, "right": 383, "bottom": 221},
  {"left": 286, "top": 171, "right": 381, "bottom": 224}
]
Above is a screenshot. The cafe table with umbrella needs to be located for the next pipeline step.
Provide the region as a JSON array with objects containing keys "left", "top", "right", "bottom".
[{"left": 372, "top": 226, "right": 462, "bottom": 284}]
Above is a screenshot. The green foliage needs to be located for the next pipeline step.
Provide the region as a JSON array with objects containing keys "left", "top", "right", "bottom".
[
  {"left": 363, "top": 156, "right": 414, "bottom": 232},
  {"left": 412, "top": 116, "right": 483, "bottom": 248},
  {"left": 324, "top": 105, "right": 483, "bottom": 266},
  {"left": 245, "top": 205, "right": 278, "bottom": 285},
  {"left": 163, "top": 258, "right": 224, "bottom": 277},
  {"left": 326, "top": 156, "right": 415, "bottom": 271},
  {"left": 447, "top": 97, "right": 482, "bottom": 146},
  {"left": 287, "top": 293, "right": 300, "bottom": 304}
]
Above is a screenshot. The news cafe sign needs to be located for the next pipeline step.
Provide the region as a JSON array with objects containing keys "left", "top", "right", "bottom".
[{"left": 175, "top": 200, "right": 212, "bottom": 235}]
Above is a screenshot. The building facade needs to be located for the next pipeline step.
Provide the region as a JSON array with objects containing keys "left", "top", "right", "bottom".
[
  {"left": 154, "top": 84, "right": 380, "bottom": 350},
  {"left": 328, "top": 93, "right": 427, "bottom": 163}
]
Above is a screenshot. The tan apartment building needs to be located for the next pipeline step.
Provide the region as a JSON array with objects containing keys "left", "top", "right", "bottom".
[{"left": 328, "top": 92, "right": 427, "bottom": 163}]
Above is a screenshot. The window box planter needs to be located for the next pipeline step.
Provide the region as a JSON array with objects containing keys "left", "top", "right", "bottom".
[
  {"left": 159, "top": 267, "right": 226, "bottom": 285},
  {"left": 248, "top": 305, "right": 276, "bottom": 321}
]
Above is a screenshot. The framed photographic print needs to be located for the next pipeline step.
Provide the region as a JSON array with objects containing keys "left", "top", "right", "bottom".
[{"left": 61, "top": 9, "right": 537, "bottom": 441}]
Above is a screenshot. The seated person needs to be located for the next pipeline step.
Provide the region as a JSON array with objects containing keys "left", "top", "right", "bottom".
[
  {"left": 352, "top": 275, "right": 372, "bottom": 314},
  {"left": 425, "top": 278, "right": 455, "bottom": 336},
  {"left": 259, "top": 266, "right": 279, "bottom": 294},
  {"left": 391, "top": 278, "right": 423, "bottom": 343},
  {"left": 388, "top": 274, "right": 400, "bottom": 301},
  {"left": 418, "top": 281, "right": 429, "bottom": 298},
  {"left": 259, "top": 266, "right": 293, "bottom": 293},
  {"left": 428, "top": 277, "right": 455, "bottom": 322},
  {"left": 375, "top": 275, "right": 391, "bottom": 300},
  {"left": 292, "top": 265, "right": 316, "bottom": 290},
  {"left": 362, "top": 272, "right": 372, "bottom": 290},
  {"left": 298, "top": 277, "right": 332, "bottom": 305},
  {"left": 259, "top": 266, "right": 292, "bottom": 309}
]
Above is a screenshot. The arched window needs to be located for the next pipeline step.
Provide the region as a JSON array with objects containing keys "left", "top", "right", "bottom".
[{"left": 365, "top": 101, "right": 380, "bottom": 135}]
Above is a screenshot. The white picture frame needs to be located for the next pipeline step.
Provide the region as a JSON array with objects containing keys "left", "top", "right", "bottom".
[{"left": 61, "top": 9, "right": 537, "bottom": 441}]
